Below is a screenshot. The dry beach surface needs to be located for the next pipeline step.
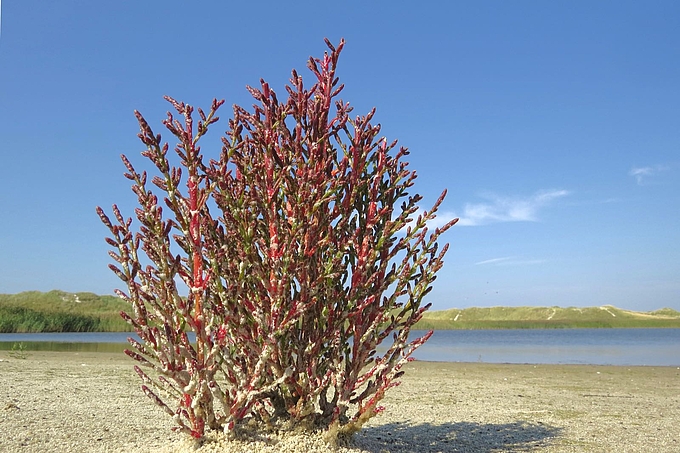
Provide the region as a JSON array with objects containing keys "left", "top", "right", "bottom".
[{"left": 1, "top": 351, "right": 678, "bottom": 452}]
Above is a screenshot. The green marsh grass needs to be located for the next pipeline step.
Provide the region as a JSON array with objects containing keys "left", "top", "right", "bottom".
[{"left": 0, "top": 290, "right": 131, "bottom": 333}]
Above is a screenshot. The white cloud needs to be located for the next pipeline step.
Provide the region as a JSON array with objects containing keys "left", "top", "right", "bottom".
[
  {"left": 629, "top": 165, "right": 669, "bottom": 185},
  {"left": 475, "top": 256, "right": 546, "bottom": 266},
  {"left": 566, "top": 197, "right": 621, "bottom": 207},
  {"left": 453, "top": 189, "right": 570, "bottom": 226},
  {"left": 424, "top": 211, "right": 458, "bottom": 230},
  {"left": 400, "top": 209, "right": 459, "bottom": 234},
  {"left": 475, "top": 257, "right": 512, "bottom": 265}
]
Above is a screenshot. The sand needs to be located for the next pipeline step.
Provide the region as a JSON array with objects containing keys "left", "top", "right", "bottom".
[{"left": 1, "top": 351, "right": 678, "bottom": 452}]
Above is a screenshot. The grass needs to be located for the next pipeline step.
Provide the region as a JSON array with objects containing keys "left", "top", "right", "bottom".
[
  {"left": 1, "top": 290, "right": 679, "bottom": 332},
  {"left": 0, "top": 290, "right": 131, "bottom": 333},
  {"left": 8, "top": 342, "right": 30, "bottom": 359}
]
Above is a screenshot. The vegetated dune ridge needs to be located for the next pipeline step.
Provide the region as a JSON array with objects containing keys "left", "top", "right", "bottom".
[
  {"left": 417, "top": 305, "right": 680, "bottom": 329},
  {"left": 1, "top": 290, "right": 680, "bottom": 332}
]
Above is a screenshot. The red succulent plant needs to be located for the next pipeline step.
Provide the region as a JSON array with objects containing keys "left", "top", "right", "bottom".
[{"left": 97, "top": 38, "right": 456, "bottom": 442}]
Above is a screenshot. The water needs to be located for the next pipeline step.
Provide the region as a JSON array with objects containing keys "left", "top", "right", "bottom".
[
  {"left": 1, "top": 328, "right": 679, "bottom": 366},
  {"left": 0, "top": 332, "right": 140, "bottom": 353},
  {"left": 415, "top": 328, "right": 680, "bottom": 366}
]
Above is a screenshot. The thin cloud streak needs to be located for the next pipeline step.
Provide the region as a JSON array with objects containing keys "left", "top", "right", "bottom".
[
  {"left": 566, "top": 197, "right": 621, "bottom": 207},
  {"left": 454, "top": 189, "right": 570, "bottom": 226},
  {"left": 475, "top": 256, "right": 546, "bottom": 266},
  {"left": 475, "top": 257, "right": 512, "bottom": 265}
]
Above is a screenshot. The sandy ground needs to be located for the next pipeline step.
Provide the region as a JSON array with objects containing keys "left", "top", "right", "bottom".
[{"left": 1, "top": 351, "right": 678, "bottom": 452}]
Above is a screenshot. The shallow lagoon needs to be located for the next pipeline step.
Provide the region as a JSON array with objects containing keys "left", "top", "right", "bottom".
[{"left": 1, "top": 328, "right": 679, "bottom": 366}]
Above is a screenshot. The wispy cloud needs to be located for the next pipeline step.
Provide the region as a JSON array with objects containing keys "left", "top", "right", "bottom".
[
  {"left": 475, "top": 256, "right": 546, "bottom": 266},
  {"left": 423, "top": 211, "right": 458, "bottom": 230},
  {"left": 475, "top": 257, "right": 513, "bottom": 265},
  {"left": 401, "top": 209, "right": 459, "bottom": 235},
  {"left": 453, "top": 189, "right": 570, "bottom": 226},
  {"left": 629, "top": 165, "right": 669, "bottom": 185},
  {"left": 566, "top": 197, "right": 621, "bottom": 207}
]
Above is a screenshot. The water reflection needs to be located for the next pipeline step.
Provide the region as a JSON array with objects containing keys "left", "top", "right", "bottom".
[{"left": 0, "top": 341, "right": 126, "bottom": 353}]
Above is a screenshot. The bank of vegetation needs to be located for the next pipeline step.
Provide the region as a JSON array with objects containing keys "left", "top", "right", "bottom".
[
  {"left": 1, "top": 291, "right": 679, "bottom": 332},
  {"left": 0, "top": 291, "right": 131, "bottom": 333}
]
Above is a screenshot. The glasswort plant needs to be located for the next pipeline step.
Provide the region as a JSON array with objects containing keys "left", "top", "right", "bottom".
[{"left": 97, "top": 39, "right": 457, "bottom": 441}]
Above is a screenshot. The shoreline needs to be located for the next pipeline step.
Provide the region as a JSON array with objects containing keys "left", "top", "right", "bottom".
[{"left": 1, "top": 351, "right": 679, "bottom": 452}]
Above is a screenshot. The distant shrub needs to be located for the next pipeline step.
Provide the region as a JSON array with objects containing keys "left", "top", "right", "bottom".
[{"left": 97, "top": 39, "right": 456, "bottom": 441}]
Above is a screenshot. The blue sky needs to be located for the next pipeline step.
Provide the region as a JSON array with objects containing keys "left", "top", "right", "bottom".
[{"left": 0, "top": 1, "right": 678, "bottom": 311}]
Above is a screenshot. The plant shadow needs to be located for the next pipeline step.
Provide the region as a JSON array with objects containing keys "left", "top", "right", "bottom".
[{"left": 351, "top": 420, "right": 562, "bottom": 452}]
